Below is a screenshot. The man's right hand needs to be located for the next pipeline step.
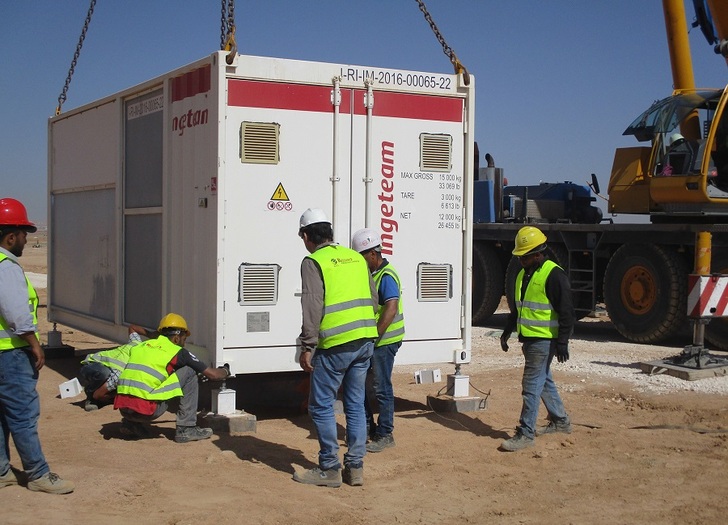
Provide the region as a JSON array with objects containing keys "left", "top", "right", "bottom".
[
  {"left": 299, "top": 349, "right": 313, "bottom": 372},
  {"left": 500, "top": 332, "right": 510, "bottom": 352}
]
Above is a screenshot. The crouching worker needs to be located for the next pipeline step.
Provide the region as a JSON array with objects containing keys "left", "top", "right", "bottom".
[
  {"left": 77, "top": 324, "right": 155, "bottom": 411},
  {"left": 113, "top": 313, "right": 231, "bottom": 442}
]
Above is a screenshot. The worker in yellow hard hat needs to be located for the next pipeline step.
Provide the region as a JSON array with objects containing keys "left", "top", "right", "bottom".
[
  {"left": 77, "top": 319, "right": 170, "bottom": 412},
  {"left": 113, "top": 313, "right": 231, "bottom": 443},
  {"left": 499, "top": 226, "right": 574, "bottom": 452}
]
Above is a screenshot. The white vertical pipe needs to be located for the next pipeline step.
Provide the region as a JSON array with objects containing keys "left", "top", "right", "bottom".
[
  {"left": 331, "top": 77, "right": 342, "bottom": 230},
  {"left": 363, "top": 79, "right": 374, "bottom": 227}
]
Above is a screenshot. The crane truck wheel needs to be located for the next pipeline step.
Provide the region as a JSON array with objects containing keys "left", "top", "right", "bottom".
[
  {"left": 603, "top": 244, "right": 688, "bottom": 344},
  {"left": 471, "top": 242, "right": 504, "bottom": 325},
  {"left": 705, "top": 252, "right": 728, "bottom": 351}
]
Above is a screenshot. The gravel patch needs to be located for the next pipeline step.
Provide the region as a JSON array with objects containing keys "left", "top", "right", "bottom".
[{"left": 397, "top": 325, "right": 728, "bottom": 396}]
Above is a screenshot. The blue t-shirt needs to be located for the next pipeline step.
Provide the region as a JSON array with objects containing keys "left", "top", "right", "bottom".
[{"left": 378, "top": 273, "right": 400, "bottom": 305}]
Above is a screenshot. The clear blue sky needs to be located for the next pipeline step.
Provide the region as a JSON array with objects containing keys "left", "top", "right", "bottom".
[{"left": 1, "top": 0, "right": 726, "bottom": 224}]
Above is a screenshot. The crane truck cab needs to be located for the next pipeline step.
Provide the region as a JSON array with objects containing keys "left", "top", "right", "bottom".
[{"left": 608, "top": 86, "right": 728, "bottom": 220}]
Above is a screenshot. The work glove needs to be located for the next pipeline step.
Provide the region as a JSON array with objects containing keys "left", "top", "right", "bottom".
[
  {"left": 554, "top": 342, "right": 569, "bottom": 363},
  {"left": 500, "top": 331, "right": 511, "bottom": 352},
  {"left": 218, "top": 364, "right": 231, "bottom": 378}
]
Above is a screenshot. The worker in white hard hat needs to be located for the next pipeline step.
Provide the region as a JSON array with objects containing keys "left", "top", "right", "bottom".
[
  {"left": 0, "top": 198, "right": 74, "bottom": 494},
  {"left": 294, "top": 208, "right": 378, "bottom": 488},
  {"left": 499, "top": 226, "right": 574, "bottom": 452},
  {"left": 114, "top": 313, "right": 231, "bottom": 443},
  {"left": 351, "top": 227, "right": 404, "bottom": 453}
]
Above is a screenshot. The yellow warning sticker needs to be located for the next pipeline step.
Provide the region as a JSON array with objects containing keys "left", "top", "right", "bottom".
[{"left": 270, "top": 183, "right": 289, "bottom": 201}]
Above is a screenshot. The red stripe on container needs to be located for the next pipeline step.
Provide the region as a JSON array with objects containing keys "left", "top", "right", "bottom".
[
  {"left": 172, "top": 64, "right": 212, "bottom": 103},
  {"left": 228, "top": 79, "right": 462, "bottom": 122}
]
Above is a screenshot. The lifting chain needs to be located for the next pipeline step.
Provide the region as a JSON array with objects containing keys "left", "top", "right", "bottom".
[
  {"left": 55, "top": 0, "right": 97, "bottom": 115},
  {"left": 221, "top": 0, "right": 237, "bottom": 64},
  {"left": 414, "top": 0, "right": 470, "bottom": 86}
]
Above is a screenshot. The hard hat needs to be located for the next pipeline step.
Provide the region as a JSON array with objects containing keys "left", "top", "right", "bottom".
[
  {"left": 157, "top": 313, "right": 190, "bottom": 335},
  {"left": 351, "top": 228, "right": 382, "bottom": 253},
  {"left": 0, "top": 198, "right": 37, "bottom": 233},
  {"left": 512, "top": 226, "right": 547, "bottom": 256},
  {"left": 299, "top": 208, "right": 330, "bottom": 229},
  {"left": 668, "top": 132, "right": 684, "bottom": 147}
]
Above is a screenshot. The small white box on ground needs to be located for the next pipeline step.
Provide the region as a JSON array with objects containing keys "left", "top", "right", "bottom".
[
  {"left": 414, "top": 369, "right": 442, "bottom": 384},
  {"left": 59, "top": 377, "right": 83, "bottom": 399},
  {"left": 447, "top": 374, "right": 470, "bottom": 397},
  {"left": 212, "top": 388, "right": 237, "bottom": 415}
]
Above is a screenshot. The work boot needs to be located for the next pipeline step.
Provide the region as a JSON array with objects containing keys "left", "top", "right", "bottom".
[
  {"left": 536, "top": 419, "right": 572, "bottom": 436},
  {"left": 120, "top": 418, "right": 152, "bottom": 439},
  {"left": 0, "top": 468, "right": 19, "bottom": 488},
  {"left": 175, "top": 426, "right": 213, "bottom": 443},
  {"left": 500, "top": 432, "right": 535, "bottom": 452},
  {"left": 292, "top": 467, "right": 342, "bottom": 488},
  {"left": 366, "top": 433, "right": 395, "bottom": 453},
  {"left": 342, "top": 465, "right": 364, "bottom": 486},
  {"left": 27, "top": 472, "right": 75, "bottom": 495}
]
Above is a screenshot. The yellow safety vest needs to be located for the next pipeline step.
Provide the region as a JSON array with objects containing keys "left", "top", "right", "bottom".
[
  {"left": 373, "top": 264, "right": 405, "bottom": 347},
  {"left": 515, "top": 259, "right": 560, "bottom": 339},
  {"left": 116, "top": 336, "right": 183, "bottom": 401},
  {"left": 82, "top": 342, "right": 137, "bottom": 372},
  {"left": 307, "top": 245, "right": 378, "bottom": 349},
  {"left": 0, "top": 253, "right": 39, "bottom": 351}
]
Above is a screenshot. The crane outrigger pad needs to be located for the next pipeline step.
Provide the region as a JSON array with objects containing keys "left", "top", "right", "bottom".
[{"left": 640, "top": 345, "right": 728, "bottom": 381}]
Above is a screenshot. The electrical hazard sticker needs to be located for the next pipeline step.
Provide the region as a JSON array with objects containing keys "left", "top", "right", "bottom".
[{"left": 267, "top": 183, "right": 293, "bottom": 211}]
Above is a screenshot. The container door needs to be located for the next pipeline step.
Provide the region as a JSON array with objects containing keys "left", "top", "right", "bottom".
[{"left": 221, "top": 79, "right": 354, "bottom": 373}]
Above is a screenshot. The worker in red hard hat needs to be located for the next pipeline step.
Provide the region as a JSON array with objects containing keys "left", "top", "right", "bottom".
[
  {"left": 499, "top": 226, "right": 574, "bottom": 452},
  {"left": 0, "top": 198, "right": 74, "bottom": 494}
]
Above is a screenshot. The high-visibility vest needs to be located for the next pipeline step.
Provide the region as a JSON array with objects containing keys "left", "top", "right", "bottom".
[
  {"left": 515, "top": 259, "right": 560, "bottom": 339},
  {"left": 373, "top": 264, "right": 405, "bottom": 347},
  {"left": 116, "top": 336, "right": 183, "bottom": 401},
  {"left": 82, "top": 342, "right": 137, "bottom": 372},
  {"left": 0, "top": 253, "right": 39, "bottom": 351},
  {"left": 307, "top": 245, "right": 378, "bottom": 349}
]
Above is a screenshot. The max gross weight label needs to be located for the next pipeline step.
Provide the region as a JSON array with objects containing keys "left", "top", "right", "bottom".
[{"left": 438, "top": 173, "right": 461, "bottom": 229}]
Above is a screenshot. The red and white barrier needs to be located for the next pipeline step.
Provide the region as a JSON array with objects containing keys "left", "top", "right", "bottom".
[{"left": 687, "top": 274, "right": 728, "bottom": 318}]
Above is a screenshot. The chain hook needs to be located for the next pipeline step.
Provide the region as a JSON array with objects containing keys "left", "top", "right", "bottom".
[
  {"left": 414, "top": 0, "right": 470, "bottom": 86},
  {"left": 55, "top": 0, "right": 97, "bottom": 116},
  {"left": 221, "top": 0, "right": 237, "bottom": 64}
]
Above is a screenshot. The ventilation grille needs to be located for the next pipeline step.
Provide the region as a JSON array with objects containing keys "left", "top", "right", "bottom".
[
  {"left": 417, "top": 263, "right": 452, "bottom": 302},
  {"left": 238, "top": 264, "right": 280, "bottom": 305},
  {"left": 420, "top": 133, "right": 452, "bottom": 172},
  {"left": 240, "top": 122, "right": 279, "bottom": 164}
]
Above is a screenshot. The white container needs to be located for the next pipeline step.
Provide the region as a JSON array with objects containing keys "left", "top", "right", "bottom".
[
  {"left": 48, "top": 51, "right": 475, "bottom": 376},
  {"left": 59, "top": 377, "right": 83, "bottom": 399}
]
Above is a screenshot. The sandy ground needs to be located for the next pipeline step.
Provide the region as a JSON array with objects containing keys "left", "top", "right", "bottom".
[{"left": 2, "top": 235, "right": 728, "bottom": 524}]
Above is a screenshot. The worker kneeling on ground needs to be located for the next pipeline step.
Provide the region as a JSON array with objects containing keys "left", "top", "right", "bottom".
[
  {"left": 113, "top": 313, "right": 230, "bottom": 442},
  {"left": 77, "top": 324, "right": 159, "bottom": 412},
  {"left": 499, "top": 226, "right": 574, "bottom": 452}
]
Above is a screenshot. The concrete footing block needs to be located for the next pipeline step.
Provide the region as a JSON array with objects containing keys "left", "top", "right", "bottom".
[
  {"left": 200, "top": 410, "right": 257, "bottom": 436},
  {"left": 426, "top": 395, "right": 487, "bottom": 413}
]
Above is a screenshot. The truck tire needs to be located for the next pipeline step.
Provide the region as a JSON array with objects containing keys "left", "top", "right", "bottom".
[
  {"left": 705, "top": 253, "right": 728, "bottom": 351},
  {"left": 472, "top": 243, "right": 504, "bottom": 325},
  {"left": 603, "top": 244, "right": 688, "bottom": 344}
]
